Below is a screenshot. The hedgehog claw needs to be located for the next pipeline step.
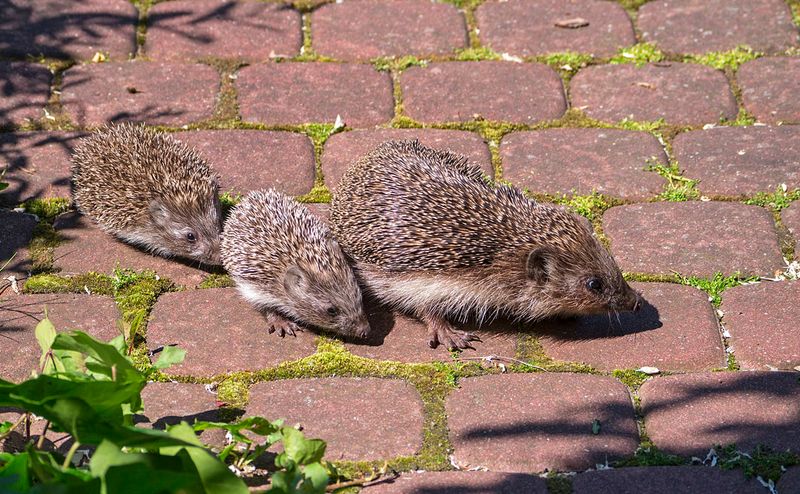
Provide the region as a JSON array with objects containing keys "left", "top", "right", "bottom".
[
  {"left": 424, "top": 315, "right": 480, "bottom": 352},
  {"left": 264, "top": 312, "right": 300, "bottom": 338}
]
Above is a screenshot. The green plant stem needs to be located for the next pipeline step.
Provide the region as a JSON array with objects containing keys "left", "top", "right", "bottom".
[
  {"left": 36, "top": 420, "right": 50, "bottom": 449},
  {"left": 62, "top": 440, "right": 81, "bottom": 469},
  {"left": 0, "top": 413, "right": 27, "bottom": 443}
]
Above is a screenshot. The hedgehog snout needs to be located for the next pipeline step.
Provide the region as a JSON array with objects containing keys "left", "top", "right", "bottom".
[{"left": 349, "top": 315, "right": 371, "bottom": 339}]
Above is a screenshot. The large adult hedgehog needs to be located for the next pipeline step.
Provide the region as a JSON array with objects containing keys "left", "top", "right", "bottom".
[
  {"left": 222, "top": 189, "right": 370, "bottom": 339},
  {"left": 71, "top": 124, "right": 222, "bottom": 265},
  {"left": 330, "top": 140, "right": 641, "bottom": 351}
]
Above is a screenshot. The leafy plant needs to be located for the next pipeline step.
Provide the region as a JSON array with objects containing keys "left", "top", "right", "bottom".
[
  {"left": 0, "top": 318, "right": 335, "bottom": 493},
  {"left": 0, "top": 168, "right": 8, "bottom": 192}
]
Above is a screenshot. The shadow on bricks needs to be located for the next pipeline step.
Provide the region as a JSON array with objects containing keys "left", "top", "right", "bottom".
[
  {"left": 0, "top": 132, "right": 84, "bottom": 206},
  {"left": 530, "top": 297, "right": 662, "bottom": 342}
]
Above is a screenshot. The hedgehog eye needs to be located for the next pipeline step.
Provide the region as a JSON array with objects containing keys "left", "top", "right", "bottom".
[
  {"left": 186, "top": 231, "right": 196, "bottom": 243},
  {"left": 586, "top": 277, "right": 603, "bottom": 293},
  {"left": 326, "top": 306, "right": 339, "bottom": 317}
]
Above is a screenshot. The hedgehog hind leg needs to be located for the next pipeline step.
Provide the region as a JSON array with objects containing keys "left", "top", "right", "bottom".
[
  {"left": 422, "top": 313, "right": 481, "bottom": 351},
  {"left": 263, "top": 311, "right": 301, "bottom": 338}
]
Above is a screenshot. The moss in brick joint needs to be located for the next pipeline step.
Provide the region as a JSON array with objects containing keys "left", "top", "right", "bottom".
[
  {"left": 609, "top": 42, "right": 665, "bottom": 66},
  {"left": 644, "top": 159, "right": 701, "bottom": 202},
  {"left": 683, "top": 45, "right": 762, "bottom": 71},
  {"left": 23, "top": 272, "right": 115, "bottom": 296},
  {"left": 516, "top": 334, "right": 599, "bottom": 374},
  {"left": 19, "top": 198, "right": 71, "bottom": 273},
  {"left": 611, "top": 369, "right": 651, "bottom": 389},
  {"left": 198, "top": 273, "right": 234, "bottom": 289}
]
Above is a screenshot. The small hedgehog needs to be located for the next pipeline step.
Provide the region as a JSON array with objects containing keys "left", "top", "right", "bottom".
[
  {"left": 71, "top": 124, "right": 223, "bottom": 265},
  {"left": 330, "top": 140, "right": 641, "bottom": 351},
  {"left": 222, "top": 189, "right": 370, "bottom": 339}
]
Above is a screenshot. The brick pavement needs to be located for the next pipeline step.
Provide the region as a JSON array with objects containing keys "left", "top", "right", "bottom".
[{"left": 1, "top": 0, "right": 800, "bottom": 489}]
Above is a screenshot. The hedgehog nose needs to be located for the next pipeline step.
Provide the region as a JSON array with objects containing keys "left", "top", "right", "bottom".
[{"left": 354, "top": 318, "right": 371, "bottom": 339}]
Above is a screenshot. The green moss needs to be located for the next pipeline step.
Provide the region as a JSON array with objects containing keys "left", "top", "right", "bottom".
[
  {"left": 717, "top": 444, "right": 800, "bottom": 482},
  {"left": 21, "top": 198, "right": 71, "bottom": 223},
  {"left": 721, "top": 108, "right": 757, "bottom": 127},
  {"left": 610, "top": 43, "right": 665, "bottom": 66},
  {"left": 538, "top": 51, "right": 594, "bottom": 81},
  {"left": 454, "top": 46, "right": 502, "bottom": 61},
  {"left": 684, "top": 46, "right": 762, "bottom": 71},
  {"left": 219, "top": 191, "right": 242, "bottom": 218},
  {"left": 296, "top": 184, "right": 332, "bottom": 203},
  {"left": 646, "top": 161, "right": 700, "bottom": 202},
  {"left": 725, "top": 352, "right": 740, "bottom": 371},
  {"left": 516, "top": 334, "right": 599, "bottom": 373},
  {"left": 23, "top": 273, "right": 114, "bottom": 295},
  {"left": 616, "top": 0, "right": 652, "bottom": 13},
  {"left": 744, "top": 186, "right": 800, "bottom": 212},
  {"left": 198, "top": 58, "right": 245, "bottom": 126},
  {"left": 614, "top": 446, "right": 685, "bottom": 468},
  {"left": 27, "top": 222, "right": 61, "bottom": 274},
  {"left": 550, "top": 191, "right": 622, "bottom": 223},
  {"left": 612, "top": 369, "right": 650, "bottom": 389},
  {"left": 792, "top": 0, "right": 800, "bottom": 27},
  {"left": 623, "top": 272, "right": 681, "bottom": 283},
  {"left": 372, "top": 55, "right": 427, "bottom": 72},
  {"left": 112, "top": 268, "right": 175, "bottom": 323},
  {"left": 199, "top": 273, "right": 234, "bottom": 289},
  {"left": 216, "top": 380, "right": 249, "bottom": 411},
  {"left": 543, "top": 474, "right": 571, "bottom": 494},
  {"left": 677, "top": 272, "right": 759, "bottom": 307},
  {"left": 441, "top": 0, "right": 483, "bottom": 8}
]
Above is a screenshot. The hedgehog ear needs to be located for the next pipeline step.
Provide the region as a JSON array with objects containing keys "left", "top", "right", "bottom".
[
  {"left": 284, "top": 265, "right": 309, "bottom": 298},
  {"left": 149, "top": 199, "right": 170, "bottom": 227},
  {"left": 526, "top": 247, "right": 552, "bottom": 284}
]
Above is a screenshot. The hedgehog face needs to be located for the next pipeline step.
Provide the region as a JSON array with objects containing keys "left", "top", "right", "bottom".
[
  {"left": 148, "top": 197, "right": 223, "bottom": 265},
  {"left": 521, "top": 236, "right": 641, "bottom": 318},
  {"left": 283, "top": 264, "right": 370, "bottom": 338}
]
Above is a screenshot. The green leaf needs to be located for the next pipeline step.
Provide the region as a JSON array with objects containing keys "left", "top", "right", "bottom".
[
  {"left": 192, "top": 417, "right": 282, "bottom": 445},
  {"left": 0, "top": 420, "right": 13, "bottom": 435},
  {"left": 281, "top": 427, "right": 326, "bottom": 465},
  {"left": 299, "top": 462, "right": 329, "bottom": 494},
  {"left": 152, "top": 345, "right": 186, "bottom": 370},
  {"left": 0, "top": 182, "right": 8, "bottom": 191},
  {"left": 91, "top": 441, "right": 201, "bottom": 494},
  {"left": 162, "top": 423, "right": 248, "bottom": 494},
  {"left": 0, "top": 451, "right": 31, "bottom": 492},
  {"left": 35, "top": 317, "right": 57, "bottom": 354}
]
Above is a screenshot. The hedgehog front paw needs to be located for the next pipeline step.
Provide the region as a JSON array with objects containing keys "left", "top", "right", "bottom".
[
  {"left": 264, "top": 312, "right": 301, "bottom": 338},
  {"left": 423, "top": 315, "right": 481, "bottom": 351}
]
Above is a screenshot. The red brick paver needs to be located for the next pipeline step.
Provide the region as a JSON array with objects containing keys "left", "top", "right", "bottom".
[
  {"left": 237, "top": 63, "right": 394, "bottom": 127},
  {"left": 401, "top": 62, "right": 566, "bottom": 124},
  {"left": 0, "top": 0, "right": 137, "bottom": 60},
  {"left": 571, "top": 63, "right": 737, "bottom": 125},
  {"left": 0, "top": 62, "right": 51, "bottom": 127},
  {"left": 603, "top": 202, "right": 785, "bottom": 277},
  {"left": 172, "top": 130, "right": 315, "bottom": 196},
  {"left": 501, "top": 129, "right": 666, "bottom": 200},
  {"left": 0, "top": 209, "right": 37, "bottom": 277},
  {"left": 323, "top": 129, "right": 492, "bottom": 192},
  {"left": 476, "top": 0, "right": 635, "bottom": 58},
  {"left": 146, "top": 288, "right": 318, "bottom": 377},
  {"left": 738, "top": 57, "right": 800, "bottom": 124},
  {"left": 312, "top": 0, "right": 467, "bottom": 61},
  {"left": 247, "top": 378, "right": 424, "bottom": 461},
  {"left": 637, "top": 0, "right": 798, "bottom": 55},
  {"left": 53, "top": 212, "right": 212, "bottom": 288},
  {"left": 639, "top": 372, "right": 800, "bottom": 456},
  {"left": 138, "top": 382, "right": 226, "bottom": 447},
  {"left": 0, "top": 293, "right": 119, "bottom": 382},
  {"left": 0, "top": 132, "right": 85, "bottom": 204},
  {"left": 538, "top": 282, "right": 724, "bottom": 372},
  {"left": 61, "top": 62, "right": 219, "bottom": 126},
  {"left": 784, "top": 202, "right": 800, "bottom": 258},
  {"left": 146, "top": 0, "right": 301, "bottom": 61},
  {"left": 446, "top": 373, "right": 638, "bottom": 471},
  {"left": 572, "top": 466, "right": 763, "bottom": 494},
  {"left": 363, "top": 472, "right": 548, "bottom": 494},
  {"left": 674, "top": 126, "right": 800, "bottom": 196},
  {"left": 343, "top": 307, "right": 518, "bottom": 363},
  {"left": 721, "top": 281, "right": 800, "bottom": 370},
  {"left": 778, "top": 468, "right": 800, "bottom": 494}
]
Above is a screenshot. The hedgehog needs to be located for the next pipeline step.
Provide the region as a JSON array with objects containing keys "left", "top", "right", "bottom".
[
  {"left": 221, "top": 189, "right": 370, "bottom": 339},
  {"left": 70, "top": 123, "right": 223, "bottom": 265},
  {"left": 330, "top": 140, "right": 641, "bottom": 351}
]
